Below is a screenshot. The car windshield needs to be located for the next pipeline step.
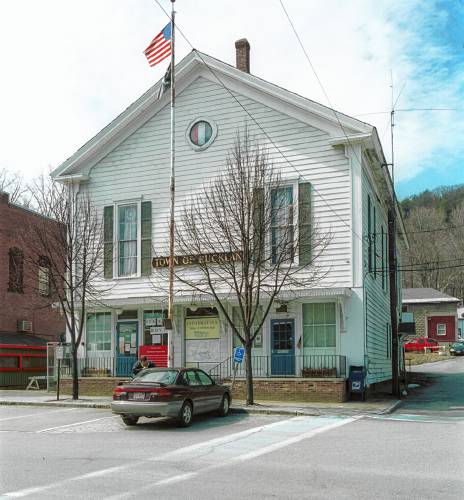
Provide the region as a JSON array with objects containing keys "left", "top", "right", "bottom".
[
  {"left": 452, "top": 343, "right": 464, "bottom": 348},
  {"left": 134, "top": 370, "right": 178, "bottom": 385}
]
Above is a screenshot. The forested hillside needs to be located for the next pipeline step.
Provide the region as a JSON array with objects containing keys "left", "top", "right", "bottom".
[{"left": 400, "top": 184, "right": 464, "bottom": 301}]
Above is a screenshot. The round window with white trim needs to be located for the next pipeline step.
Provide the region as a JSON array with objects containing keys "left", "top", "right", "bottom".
[{"left": 186, "top": 118, "right": 217, "bottom": 151}]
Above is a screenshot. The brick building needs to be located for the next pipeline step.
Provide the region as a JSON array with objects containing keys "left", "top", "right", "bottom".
[
  {"left": 402, "top": 288, "right": 460, "bottom": 344},
  {"left": 0, "top": 191, "right": 65, "bottom": 342}
]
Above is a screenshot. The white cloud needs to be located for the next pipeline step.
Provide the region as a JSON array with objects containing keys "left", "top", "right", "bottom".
[{"left": 0, "top": 0, "right": 461, "bottom": 188}]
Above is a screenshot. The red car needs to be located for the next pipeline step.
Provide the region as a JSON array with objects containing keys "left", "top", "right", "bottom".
[{"left": 403, "top": 338, "right": 440, "bottom": 353}]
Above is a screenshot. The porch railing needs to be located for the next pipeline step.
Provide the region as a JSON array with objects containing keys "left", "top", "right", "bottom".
[
  {"left": 55, "top": 354, "right": 346, "bottom": 381},
  {"left": 209, "top": 355, "right": 347, "bottom": 382}
]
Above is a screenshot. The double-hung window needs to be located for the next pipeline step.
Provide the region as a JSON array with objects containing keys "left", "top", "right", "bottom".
[
  {"left": 118, "top": 204, "right": 138, "bottom": 277},
  {"left": 271, "top": 186, "right": 294, "bottom": 264},
  {"left": 38, "top": 256, "right": 50, "bottom": 296},
  {"left": 269, "top": 182, "right": 312, "bottom": 266},
  {"left": 104, "top": 201, "right": 152, "bottom": 279},
  {"left": 303, "top": 303, "right": 336, "bottom": 348}
]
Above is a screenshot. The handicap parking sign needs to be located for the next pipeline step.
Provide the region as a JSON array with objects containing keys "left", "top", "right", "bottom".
[{"left": 233, "top": 347, "right": 245, "bottom": 363}]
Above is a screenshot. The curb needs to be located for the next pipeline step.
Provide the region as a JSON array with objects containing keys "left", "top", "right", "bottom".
[
  {"left": 0, "top": 400, "right": 401, "bottom": 416},
  {"left": 376, "top": 399, "right": 402, "bottom": 414},
  {"left": 230, "top": 407, "right": 321, "bottom": 417},
  {"left": 0, "top": 400, "right": 111, "bottom": 409}
]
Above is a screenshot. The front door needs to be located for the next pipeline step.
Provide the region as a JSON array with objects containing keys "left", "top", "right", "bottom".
[
  {"left": 116, "top": 322, "right": 138, "bottom": 376},
  {"left": 271, "top": 319, "right": 295, "bottom": 376}
]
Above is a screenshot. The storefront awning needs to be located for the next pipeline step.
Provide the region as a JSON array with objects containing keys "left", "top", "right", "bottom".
[{"left": 86, "top": 287, "right": 352, "bottom": 309}]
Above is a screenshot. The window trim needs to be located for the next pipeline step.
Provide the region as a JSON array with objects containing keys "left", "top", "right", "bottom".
[
  {"left": 302, "top": 302, "right": 337, "bottom": 349},
  {"left": 269, "top": 180, "right": 304, "bottom": 266},
  {"left": 113, "top": 200, "right": 142, "bottom": 279},
  {"left": 38, "top": 256, "right": 51, "bottom": 297},
  {"left": 185, "top": 117, "right": 218, "bottom": 151},
  {"left": 436, "top": 323, "right": 447, "bottom": 336},
  {"left": 270, "top": 184, "right": 295, "bottom": 265},
  {"left": 86, "top": 311, "right": 112, "bottom": 352}
]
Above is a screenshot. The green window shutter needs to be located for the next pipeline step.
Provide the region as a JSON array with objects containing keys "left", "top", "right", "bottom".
[
  {"left": 103, "top": 206, "right": 114, "bottom": 279},
  {"left": 141, "top": 201, "right": 152, "bottom": 276},
  {"left": 298, "top": 182, "right": 312, "bottom": 265},
  {"left": 252, "top": 188, "right": 265, "bottom": 263}
]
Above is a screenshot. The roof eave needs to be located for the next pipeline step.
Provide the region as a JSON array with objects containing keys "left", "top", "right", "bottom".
[{"left": 52, "top": 50, "right": 375, "bottom": 180}]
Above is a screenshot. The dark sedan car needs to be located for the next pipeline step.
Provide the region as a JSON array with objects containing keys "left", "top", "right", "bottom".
[
  {"left": 111, "top": 367, "right": 231, "bottom": 427},
  {"left": 449, "top": 342, "right": 464, "bottom": 356}
]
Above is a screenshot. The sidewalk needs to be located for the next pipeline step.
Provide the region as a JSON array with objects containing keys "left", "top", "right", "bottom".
[{"left": 0, "top": 389, "right": 401, "bottom": 417}]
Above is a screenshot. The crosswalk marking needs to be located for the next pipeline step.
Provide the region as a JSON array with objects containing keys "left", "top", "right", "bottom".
[{"left": 2, "top": 416, "right": 355, "bottom": 499}]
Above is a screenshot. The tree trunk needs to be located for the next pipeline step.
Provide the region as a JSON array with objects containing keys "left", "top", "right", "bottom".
[
  {"left": 71, "top": 345, "right": 79, "bottom": 400},
  {"left": 244, "top": 341, "right": 254, "bottom": 405}
]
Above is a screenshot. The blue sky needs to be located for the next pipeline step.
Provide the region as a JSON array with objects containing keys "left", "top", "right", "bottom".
[
  {"left": 387, "top": 0, "right": 464, "bottom": 198},
  {"left": 0, "top": 0, "right": 462, "bottom": 200}
]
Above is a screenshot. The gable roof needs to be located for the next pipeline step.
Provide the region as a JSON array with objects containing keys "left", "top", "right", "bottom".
[
  {"left": 402, "top": 288, "right": 460, "bottom": 304},
  {"left": 51, "top": 49, "right": 375, "bottom": 180}
]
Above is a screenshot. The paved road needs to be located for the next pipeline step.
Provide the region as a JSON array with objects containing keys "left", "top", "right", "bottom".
[
  {"left": 403, "top": 356, "right": 464, "bottom": 416},
  {"left": 1, "top": 405, "right": 463, "bottom": 499}
]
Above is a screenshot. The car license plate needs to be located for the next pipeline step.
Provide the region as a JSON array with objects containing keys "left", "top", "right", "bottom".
[{"left": 132, "top": 392, "right": 145, "bottom": 400}]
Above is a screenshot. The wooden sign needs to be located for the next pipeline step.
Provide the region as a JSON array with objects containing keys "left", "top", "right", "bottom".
[{"left": 152, "top": 251, "right": 242, "bottom": 268}]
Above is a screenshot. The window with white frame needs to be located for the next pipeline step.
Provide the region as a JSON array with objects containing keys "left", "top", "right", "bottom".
[
  {"left": 436, "top": 323, "right": 446, "bottom": 336},
  {"left": 303, "top": 303, "right": 336, "bottom": 348},
  {"left": 118, "top": 204, "right": 138, "bottom": 277},
  {"left": 86, "top": 312, "right": 112, "bottom": 351},
  {"left": 271, "top": 186, "right": 294, "bottom": 264},
  {"left": 38, "top": 256, "right": 50, "bottom": 296}
]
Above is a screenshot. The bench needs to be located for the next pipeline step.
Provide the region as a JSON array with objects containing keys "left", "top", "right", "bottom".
[{"left": 26, "top": 376, "right": 48, "bottom": 390}]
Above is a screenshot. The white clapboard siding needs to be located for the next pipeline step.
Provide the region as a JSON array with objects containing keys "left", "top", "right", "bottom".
[
  {"left": 362, "top": 169, "right": 392, "bottom": 385},
  {"left": 85, "top": 76, "right": 353, "bottom": 301}
]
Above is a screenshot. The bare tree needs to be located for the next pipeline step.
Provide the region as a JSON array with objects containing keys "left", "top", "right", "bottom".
[
  {"left": 170, "top": 131, "right": 329, "bottom": 404},
  {"left": 27, "top": 175, "right": 105, "bottom": 399},
  {"left": 402, "top": 204, "right": 464, "bottom": 300},
  {"left": 0, "top": 168, "right": 30, "bottom": 206},
  {"left": 447, "top": 202, "right": 464, "bottom": 300},
  {"left": 402, "top": 207, "right": 444, "bottom": 289}
]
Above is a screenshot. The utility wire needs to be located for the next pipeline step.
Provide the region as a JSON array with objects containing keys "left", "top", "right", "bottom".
[
  {"left": 371, "top": 223, "right": 464, "bottom": 237},
  {"left": 278, "top": 1, "right": 365, "bottom": 169},
  {"left": 382, "top": 263, "right": 464, "bottom": 273},
  {"left": 154, "top": 0, "right": 365, "bottom": 244},
  {"left": 355, "top": 108, "right": 456, "bottom": 117}
]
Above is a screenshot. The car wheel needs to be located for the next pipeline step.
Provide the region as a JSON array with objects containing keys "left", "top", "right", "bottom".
[
  {"left": 217, "top": 394, "right": 230, "bottom": 417},
  {"left": 122, "top": 415, "right": 139, "bottom": 426},
  {"left": 178, "top": 401, "right": 193, "bottom": 427}
]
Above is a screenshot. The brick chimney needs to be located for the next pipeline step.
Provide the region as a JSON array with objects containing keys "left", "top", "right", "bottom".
[
  {"left": 0, "top": 191, "right": 9, "bottom": 205},
  {"left": 235, "top": 38, "right": 250, "bottom": 73}
]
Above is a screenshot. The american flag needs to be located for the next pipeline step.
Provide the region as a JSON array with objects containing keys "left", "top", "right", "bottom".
[{"left": 144, "top": 22, "right": 172, "bottom": 67}]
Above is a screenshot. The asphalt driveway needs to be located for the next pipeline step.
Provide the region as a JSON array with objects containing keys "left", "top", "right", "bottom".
[{"left": 401, "top": 356, "right": 464, "bottom": 416}]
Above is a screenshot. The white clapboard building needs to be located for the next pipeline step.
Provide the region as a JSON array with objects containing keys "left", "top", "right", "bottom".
[{"left": 52, "top": 40, "right": 407, "bottom": 395}]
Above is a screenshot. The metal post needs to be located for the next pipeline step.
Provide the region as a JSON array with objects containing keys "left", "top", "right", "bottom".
[
  {"left": 56, "top": 358, "right": 61, "bottom": 401},
  {"left": 388, "top": 208, "right": 400, "bottom": 398},
  {"left": 166, "top": 0, "right": 176, "bottom": 367}
]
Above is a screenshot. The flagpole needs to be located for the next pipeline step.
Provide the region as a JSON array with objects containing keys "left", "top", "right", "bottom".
[{"left": 167, "top": 0, "right": 176, "bottom": 367}]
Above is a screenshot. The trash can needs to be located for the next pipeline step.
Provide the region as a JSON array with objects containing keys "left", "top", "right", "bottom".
[{"left": 348, "top": 365, "right": 366, "bottom": 400}]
